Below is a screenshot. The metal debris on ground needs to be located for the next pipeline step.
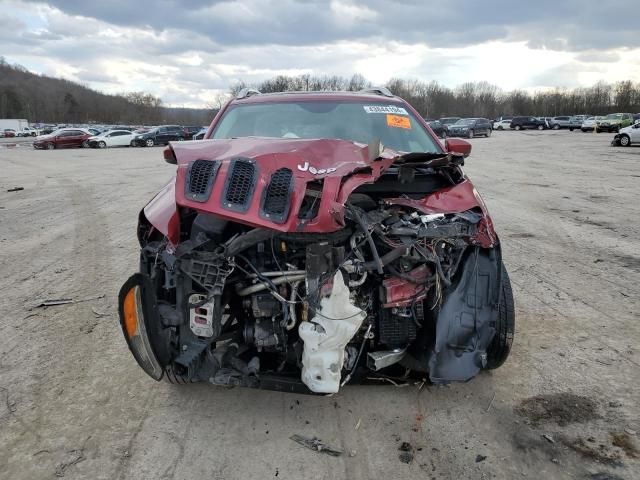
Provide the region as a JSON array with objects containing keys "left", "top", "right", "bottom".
[
  {"left": 7, "top": 187, "right": 24, "bottom": 192},
  {"left": 542, "top": 434, "right": 555, "bottom": 444},
  {"left": 34, "top": 298, "right": 73, "bottom": 308},
  {"left": 290, "top": 434, "right": 343, "bottom": 457},
  {"left": 32, "top": 294, "right": 106, "bottom": 309}
]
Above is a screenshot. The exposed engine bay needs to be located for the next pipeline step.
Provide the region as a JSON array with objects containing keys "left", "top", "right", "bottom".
[{"left": 119, "top": 137, "right": 513, "bottom": 394}]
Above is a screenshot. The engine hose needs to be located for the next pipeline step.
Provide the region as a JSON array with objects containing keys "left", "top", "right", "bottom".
[
  {"left": 237, "top": 274, "right": 306, "bottom": 296},
  {"left": 361, "top": 246, "right": 409, "bottom": 271},
  {"left": 286, "top": 280, "right": 302, "bottom": 330},
  {"left": 347, "top": 206, "right": 384, "bottom": 274},
  {"left": 225, "top": 228, "right": 273, "bottom": 257}
]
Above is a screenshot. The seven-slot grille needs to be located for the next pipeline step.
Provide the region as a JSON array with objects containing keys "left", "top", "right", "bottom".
[
  {"left": 222, "top": 158, "right": 257, "bottom": 212},
  {"left": 185, "top": 160, "right": 219, "bottom": 202},
  {"left": 261, "top": 168, "right": 293, "bottom": 223}
]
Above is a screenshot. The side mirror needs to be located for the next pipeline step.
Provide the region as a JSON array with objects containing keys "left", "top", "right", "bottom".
[{"left": 445, "top": 138, "right": 472, "bottom": 157}]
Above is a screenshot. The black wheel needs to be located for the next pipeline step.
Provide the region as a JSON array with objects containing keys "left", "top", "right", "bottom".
[
  {"left": 130, "top": 140, "right": 136, "bottom": 147},
  {"left": 486, "top": 129, "right": 492, "bottom": 137},
  {"left": 82, "top": 140, "right": 89, "bottom": 148},
  {"left": 569, "top": 128, "right": 574, "bottom": 131},
  {"left": 514, "top": 125, "right": 521, "bottom": 131},
  {"left": 537, "top": 125, "right": 544, "bottom": 130},
  {"left": 552, "top": 124, "right": 559, "bottom": 130},
  {"left": 46, "top": 142, "right": 55, "bottom": 150},
  {"left": 619, "top": 134, "right": 631, "bottom": 147},
  {"left": 163, "top": 364, "right": 195, "bottom": 385},
  {"left": 145, "top": 138, "right": 155, "bottom": 147},
  {"left": 98, "top": 140, "right": 106, "bottom": 148},
  {"left": 468, "top": 129, "right": 474, "bottom": 138},
  {"left": 497, "top": 126, "right": 503, "bottom": 130},
  {"left": 486, "top": 263, "right": 515, "bottom": 369}
]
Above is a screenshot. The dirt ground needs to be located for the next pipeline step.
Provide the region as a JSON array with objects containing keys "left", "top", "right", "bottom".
[{"left": 1, "top": 131, "right": 639, "bottom": 480}]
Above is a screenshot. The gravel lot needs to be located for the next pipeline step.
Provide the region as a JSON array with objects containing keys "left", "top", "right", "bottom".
[{"left": 1, "top": 131, "right": 639, "bottom": 480}]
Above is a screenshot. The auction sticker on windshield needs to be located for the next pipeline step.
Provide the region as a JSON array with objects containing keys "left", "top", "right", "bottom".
[
  {"left": 386, "top": 114, "right": 411, "bottom": 129},
  {"left": 363, "top": 105, "right": 408, "bottom": 115}
]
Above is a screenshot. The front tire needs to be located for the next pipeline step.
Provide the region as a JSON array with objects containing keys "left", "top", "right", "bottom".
[
  {"left": 145, "top": 138, "right": 155, "bottom": 147},
  {"left": 98, "top": 141, "right": 107, "bottom": 148},
  {"left": 514, "top": 125, "right": 521, "bottom": 131},
  {"left": 486, "top": 129, "right": 492, "bottom": 137},
  {"left": 130, "top": 140, "right": 136, "bottom": 147},
  {"left": 486, "top": 263, "right": 515, "bottom": 369},
  {"left": 82, "top": 140, "right": 89, "bottom": 148},
  {"left": 46, "top": 142, "right": 55, "bottom": 150},
  {"left": 537, "top": 125, "right": 544, "bottom": 130},
  {"left": 468, "top": 129, "right": 474, "bottom": 138},
  {"left": 552, "top": 124, "right": 560, "bottom": 130},
  {"left": 619, "top": 134, "right": 631, "bottom": 147}
]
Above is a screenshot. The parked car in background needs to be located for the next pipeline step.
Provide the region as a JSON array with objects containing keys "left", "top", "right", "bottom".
[
  {"left": 2, "top": 129, "right": 17, "bottom": 137},
  {"left": 634, "top": 113, "right": 640, "bottom": 122},
  {"left": 580, "top": 116, "right": 602, "bottom": 132},
  {"left": 40, "top": 125, "right": 58, "bottom": 135},
  {"left": 568, "top": 115, "right": 589, "bottom": 131},
  {"left": 192, "top": 127, "right": 208, "bottom": 140},
  {"left": 549, "top": 116, "right": 572, "bottom": 129},
  {"left": 427, "top": 120, "right": 446, "bottom": 138},
  {"left": 492, "top": 118, "right": 512, "bottom": 130},
  {"left": 87, "top": 129, "right": 137, "bottom": 148},
  {"left": 17, "top": 126, "right": 40, "bottom": 136},
  {"left": 183, "top": 126, "right": 202, "bottom": 140},
  {"left": 132, "top": 125, "right": 186, "bottom": 147},
  {"left": 439, "top": 117, "right": 462, "bottom": 135},
  {"left": 510, "top": 116, "right": 547, "bottom": 130},
  {"left": 447, "top": 118, "right": 492, "bottom": 138},
  {"left": 596, "top": 113, "right": 634, "bottom": 133},
  {"left": 612, "top": 120, "right": 640, "bottom": 146},
  {"left": 33, "top": 128, "right": 92, "bottom": 150}
]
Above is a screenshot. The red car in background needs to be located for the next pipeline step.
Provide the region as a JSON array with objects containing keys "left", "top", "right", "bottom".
[
  {"left": 33, "top": 128, "right": 92, "bottom": 150},
  {"left": 2, "top": 129, "right": 17, "bottom": 138}
]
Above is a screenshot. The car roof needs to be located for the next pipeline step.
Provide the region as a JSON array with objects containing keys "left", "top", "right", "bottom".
[{"left": 230, "top": 90, "right": 407, "bottom": 106}]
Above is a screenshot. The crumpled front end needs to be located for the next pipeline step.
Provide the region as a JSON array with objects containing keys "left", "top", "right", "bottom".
[{"left": 118, "top": 137, "right": 513, "bottom": 393}]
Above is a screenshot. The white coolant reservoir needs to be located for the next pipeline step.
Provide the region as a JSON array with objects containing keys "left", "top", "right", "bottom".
[{"left": 299, "top": 271, "right": 366, "bottom": 393}]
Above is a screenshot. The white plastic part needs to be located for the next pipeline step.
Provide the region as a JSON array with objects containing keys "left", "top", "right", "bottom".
[
  {"left": 189, "top": 294, "right": 215, "bottom": 337},
  {"left": 299, "top": 272, "right": 366, "bottom": 393}
]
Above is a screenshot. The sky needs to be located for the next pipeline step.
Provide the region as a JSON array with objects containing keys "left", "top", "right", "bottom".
[{"left": 1, "top": 0, "right": 639, "bottom": 108}]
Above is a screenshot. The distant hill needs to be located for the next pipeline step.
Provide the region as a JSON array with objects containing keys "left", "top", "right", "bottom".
[{"left": 0, "top": 58, "right": 216, "bottom": 126}]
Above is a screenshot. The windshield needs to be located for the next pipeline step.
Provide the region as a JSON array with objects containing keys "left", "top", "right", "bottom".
[
  {"left": 605, "top": 114, "right": 622, "bottom": 119},
  {"left": 212, "top": 101, "right": 441, "bottom": 153},
  {"left": 454, "top": 119, "right": 475, "bottom": 126}
]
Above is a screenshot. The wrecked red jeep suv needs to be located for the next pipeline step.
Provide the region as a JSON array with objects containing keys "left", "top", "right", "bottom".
[{"left": 118, "top": 88, "right": 515, "bottom": 394}]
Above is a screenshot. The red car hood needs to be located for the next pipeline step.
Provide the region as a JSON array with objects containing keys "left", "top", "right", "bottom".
[
  {"left": 144, "top": 137, "right": 494, "bottom": 245},
  {"left": 170, "top": 137, "right": 400, "bottom": 233}
]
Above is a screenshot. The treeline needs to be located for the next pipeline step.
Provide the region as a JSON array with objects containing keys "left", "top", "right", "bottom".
[
  {"left": 0, "top": 58, "right": 214, "bottom": 125},
  {"left": 3, "top": 56, "right": 639, "bottom": 125},
  {"left": 232, "top": 74, "right": 640, "bottom": 119}
]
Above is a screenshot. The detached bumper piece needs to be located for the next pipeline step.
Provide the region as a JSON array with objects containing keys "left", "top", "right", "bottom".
[{"left": 118, "top": 273, "right": 170, "bottom": 380}]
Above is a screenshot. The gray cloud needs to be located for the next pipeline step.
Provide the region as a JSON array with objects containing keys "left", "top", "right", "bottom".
[
  {"left": 25, "top": 0, "right": 640, "bottom": 51},
  {"left": 4, "top": 0, "right": 639, "bottom": 107}
]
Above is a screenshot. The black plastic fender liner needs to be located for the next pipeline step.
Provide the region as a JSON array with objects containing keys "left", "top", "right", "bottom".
[
  {"left": 427, "top": 246, "right": 501, "bottom": 383},
  {"left": 118, "top": 273, "right": 173, "bottom": 380}
]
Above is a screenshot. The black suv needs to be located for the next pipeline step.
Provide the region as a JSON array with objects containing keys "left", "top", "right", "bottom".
[
  {"left": 510, "top": 116, "right": 547, "bottom": 130},
  {"left": 446, "top": 118, "right": 493, "bottom": 138},
  {"left": 132, "top": 125, "right": 186, "bottom": 147}
]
